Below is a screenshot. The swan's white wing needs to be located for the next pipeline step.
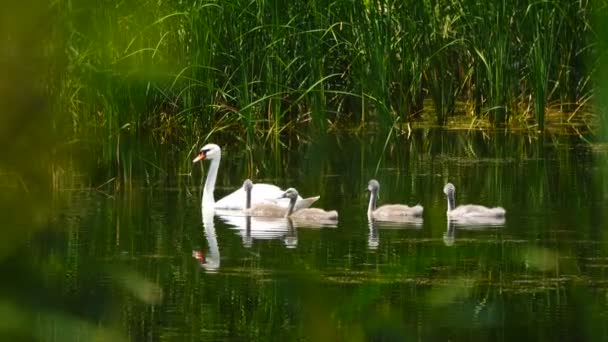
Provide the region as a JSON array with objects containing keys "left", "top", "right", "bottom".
[
  {"left": 215, "top": 183, "right": 304, "bottom": 210},
  {"left": 265, "top": 196, "right": 318, "bottom": 210},
  {"left": 215, "top": 183, "right": 283, "bottom": 209}
]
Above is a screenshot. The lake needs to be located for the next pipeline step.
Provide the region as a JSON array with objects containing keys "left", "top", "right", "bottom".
[{"left": 6, "top": 128, "right": 608, "bottom": 341}]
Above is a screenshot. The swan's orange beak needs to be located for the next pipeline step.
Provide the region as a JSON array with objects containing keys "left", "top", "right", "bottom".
[{"left": 192, "top": 152, "right": 206, "bottom": 163}]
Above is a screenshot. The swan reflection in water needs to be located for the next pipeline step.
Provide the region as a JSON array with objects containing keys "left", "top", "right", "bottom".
[
  {"left": 367, "top": 216, "right": 423, "bottom": 250},
  {"left": 192, "top": 211, "right": 300, "bottom": 272},
  {"left": 443, "top": 216, "right": 506, "bottom": 247},
  {"left": 217, "top": 212, "right": 297, "bottom": 248},
  {"left": 192, "top": 209, "right": 221, "bottom": 272},
  {"left": 236, "top": 216, "right": 298, "bottom": 249},
  {"left": 218, "top": 212, "right": 336, "bottom": 249}
]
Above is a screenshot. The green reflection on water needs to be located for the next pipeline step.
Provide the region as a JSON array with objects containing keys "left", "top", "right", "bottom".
[{"left": 3, "top": 130, "right": 608, "bottom": 340}]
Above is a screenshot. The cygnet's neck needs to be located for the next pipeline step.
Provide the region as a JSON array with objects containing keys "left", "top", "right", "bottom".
[
  {"left": 446, "top": 192, "right": 455, "bottom": 212},
  {"left": 245, "top": 187, "right": 251, "bottom": 209},
  {"left": 285, "top": 196, "right": 297, "bottom": 217},
  {"left": 367, "top": 190, "right": 378, "bottom": 217}
]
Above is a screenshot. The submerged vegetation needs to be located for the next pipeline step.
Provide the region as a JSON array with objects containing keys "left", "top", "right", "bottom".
[{"left": 51, "top": 0, "right": 601, "bottom": 147}]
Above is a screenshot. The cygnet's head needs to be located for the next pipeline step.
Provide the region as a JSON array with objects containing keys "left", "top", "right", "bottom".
[
  {"left": 443, "top": 183, "right": 455, "bottom": 196},
  {"left": 193, "top": 143, "right": 221, "bottom": 163},
  {"left": 367, "top": 179, "right": 380, "bottom": 194},
  {"left": 243, "top": 179, "right": 253, "bottom": 192},
  {"left": 282, "top": 188, "right": 299, "bottom": 200}
]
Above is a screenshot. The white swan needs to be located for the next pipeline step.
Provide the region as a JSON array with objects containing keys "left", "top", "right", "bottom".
[
  {"left": 367, "top": 179, "right": 423, "bottom": 220},
  {"left": 443, "top": 183, "right": 506, "bottom": 218},
  {"left": 192, "top": 144, "right": 316, "bottom": 210},
  {"left": 282, "top": 188, "right": 338, "bottom": 221}
]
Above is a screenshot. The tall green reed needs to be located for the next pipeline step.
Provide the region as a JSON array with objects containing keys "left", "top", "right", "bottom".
[
  {"left": 56, "top": 0, "right": 596, "bottom": 157},
  {"left": 421, "top": 0, "right": 462, "bottom": 125},
  {"left": 461, "top": 0, "right": 515, "bottom": 126},
  {"left": 594, "top": 1, "right": 608, "bottom": 141},
  {"left": 525, "top": 1, "right": 560, "bottom": 130}
]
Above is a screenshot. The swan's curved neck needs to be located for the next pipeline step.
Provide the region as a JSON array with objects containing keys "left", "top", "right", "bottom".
[
  {"left": 202, "top": 155, "right": 221, "bottom": 208},
  {"left": 285, "top": 196, "right": 297, "bottom": 217},
  {"left": 446, "top": 193, "right": 455, "bottom": 212},
  {"left": 367, "top": 190, "right": 378, "bottom": 217}
]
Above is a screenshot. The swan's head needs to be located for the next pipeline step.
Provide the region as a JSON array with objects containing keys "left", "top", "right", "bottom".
[
  {"left": 193, "top": 143, "right": 221, "bottom": 163},
  {"left": 281, "top": 188, "right": 299, "bottom": 200},
  {"left": 367, "top": 179, "right": 380, "bottom": 194},
  {"left": 243, "top": 179, "right": 253, "bottom": 192},
  {"left": 443, "top": 183, "right": 455, "bottom": 196}
]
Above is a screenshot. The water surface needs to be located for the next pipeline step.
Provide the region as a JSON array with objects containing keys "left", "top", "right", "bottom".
[{"left": 10, "top": 129, "right": 608, "bottom": 341}]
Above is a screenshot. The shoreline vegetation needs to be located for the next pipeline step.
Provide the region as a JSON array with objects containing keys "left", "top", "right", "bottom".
[
  {"left": 51, "top": 0, "right": 601, "bottom": 145},
  {"left": 2, "top": 0, "right": 608, "bottom": 192}
]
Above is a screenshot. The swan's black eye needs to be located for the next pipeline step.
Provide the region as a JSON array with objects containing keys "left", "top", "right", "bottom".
[{"left": 201, "top": 149, "right": 209, "bottom": 154}]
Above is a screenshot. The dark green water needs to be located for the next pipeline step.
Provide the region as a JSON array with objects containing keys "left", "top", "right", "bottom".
[{"left": 3, "top": 129, "right": 608, "bottom": 341}]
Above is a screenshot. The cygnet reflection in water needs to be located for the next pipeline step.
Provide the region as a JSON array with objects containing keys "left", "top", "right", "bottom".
[
  {"left": 443, "top": 217, "right": 506, "bottom": 247},
  {"left": 367, "top": 217, "right": 423, "bottom": 250},
  {"left": 283, "top": 219, "right": 298, "bottom": 249}
]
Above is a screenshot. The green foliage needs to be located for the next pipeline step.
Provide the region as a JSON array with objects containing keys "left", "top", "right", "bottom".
[{"left": 48, "top": 0, "right": 599, "bottom": 146}]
